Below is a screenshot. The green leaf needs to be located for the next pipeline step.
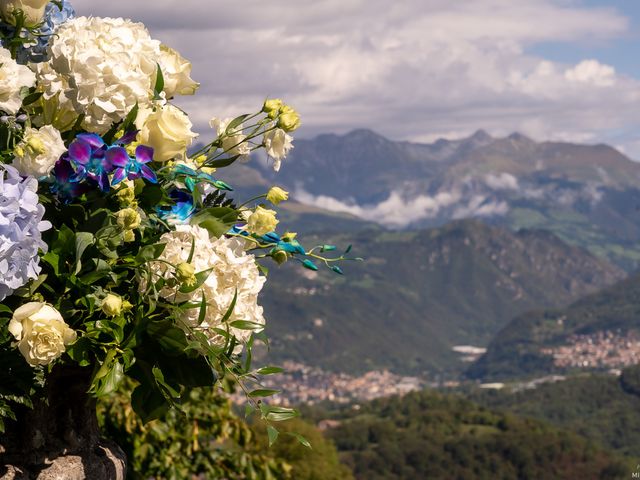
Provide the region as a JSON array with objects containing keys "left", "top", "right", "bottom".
[
  {"left": 197, "top": 295, "right": 207, "bottom": 326},
  {"left": 0, "top": 305, "right": 12, "bottom": 314},
  {"left": 74, "top": 232, "right": 94, "bottom": 274},
  {"left": 191, "top": 207, "right": 239, "bottom": 238},
  {"left": 206, "top": 154, "right": 241, "bottom": 169},
  {"left": 248, "top": 389, "right": 280, "bottom": 398},
  {"left": 226, "top": 114, "right": 249, "bottom": 134},
  {"left": 131, "top": 383, "right": 169, "bottom": 424},
  {"left": 256, "top": 366, "right": 284, "bottom": 375},
  {"left": 221, "top": 290, "right": 238, "bottom": 324},
  {"left": 286, "top": 432, "right": 312, "bottom": 449},
  {"left": 267, "top": 425, "right": 279, "bottom": 447},
  {"left": 229, "top": 320, "right": 264, "bottom": 331},
  {"left": 178, "top": 268, "right": 212, "bottom": 294},
  {"left": 148, "top": 321, "right": 189, "bottom": 354},
  {"left": 41, "top": 251, "right": 60, "bottom": 275},
  {"left": 153, "top": 63, "right": 165, "bottom": 97},
  {"left": 264, "top": 406, "right": 299, "bottom": 422},
  {"left": 21, "top": 91, "right": 43, "bottom": 106},
  {"left": 135, "top": 243, "right": 166, "bottom": 265}
]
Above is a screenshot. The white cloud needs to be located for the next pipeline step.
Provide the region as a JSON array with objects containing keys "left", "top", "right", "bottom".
[
  {"left": 69, "top": 0, "right": 640, "bottom": 157},
  {"left": 565, "top": 60, "right": 616, "bottom": 87},
  {"left": 485, "top": 173, "right": 519, "bottom": 190},
  {"left": 293, "top": 189, "right": 462, "bottom": 227}
]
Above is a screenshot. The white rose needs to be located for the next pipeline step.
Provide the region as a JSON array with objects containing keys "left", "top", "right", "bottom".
[
  {"left": 263, "top": 128, "right": 293, "bottom": 172},
  {"left": 8, "top": 302, "right": 77, "bottom": 367},
  {"left": 0, "top": 46, "right": 36, "bottom": 115},
  {"left": 136, "top": 104, "right": 198, "bottom": 163},
  {"left": 0, "top": 0, "right": 49, "bottom": 27},
  {"left": 210, "top": 117, "right": 251, "bottom": 159},
  {"left": 158, "top": 44, "right": 199, "bottom": 98},
  {"left": 12, "top": 126, "right": 66, "bottom": 178}
]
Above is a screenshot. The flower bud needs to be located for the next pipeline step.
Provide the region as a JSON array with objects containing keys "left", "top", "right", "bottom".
[
  {"left": 282, "top": 231, "right": 297, "bottom": 242},
  {"left": 116, "top": 186, "right": 136, "bottom": 207},
  {"left": 272, "top": 249, "right": 289, "bottom": 265},
  {"left": 175, "top": 262, "right": 197, "bottom": 287},
  {"left": 102, "top": 294, "right": 123, "bottom": 317},
  {"left": 266, "top": 186, "right": 289, "bottom": 205},
  {"left": 262, "top": 98, "right": 283, "bottom": 119},
  {"left": 116, "top": 208, "right": 141, "bottom": 230},
  {"left": 277, "top": 105, "right": 301, "bottom": 132}
]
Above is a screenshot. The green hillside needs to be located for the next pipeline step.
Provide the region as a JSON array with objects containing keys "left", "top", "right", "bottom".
[
  {"left": 468, "top": 366, "right": 640, "bottom": 458},
  {"left": 313, "top": 391, "right": 630, "bottom": 479},
  {"left": 467, "top": 274, "right": 640, "bottom": 380},
  {"left": 261, "top": 220, "right": 623, "bottom": 376}
]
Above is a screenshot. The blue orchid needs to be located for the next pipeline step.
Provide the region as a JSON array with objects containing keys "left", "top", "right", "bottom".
[
  {"left": 158, "top": 189, "right": 196, "bottom": 224},
  {"left": 171, "top": 164, "right": 233, "bottom": 192}
]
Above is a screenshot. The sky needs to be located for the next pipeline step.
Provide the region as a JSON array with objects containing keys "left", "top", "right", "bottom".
[{"left": 71, "top": 0, "right": 640, "bottom": 159}]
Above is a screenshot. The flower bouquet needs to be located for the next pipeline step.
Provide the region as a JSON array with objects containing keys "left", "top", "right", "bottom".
[{"left": 0, "top": 0, "right": 354, "bottom": 456}]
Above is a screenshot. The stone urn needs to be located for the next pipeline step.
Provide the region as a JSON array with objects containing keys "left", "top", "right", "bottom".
[{"left": 0, "top": 366, "right": 126, "bottom": 479}]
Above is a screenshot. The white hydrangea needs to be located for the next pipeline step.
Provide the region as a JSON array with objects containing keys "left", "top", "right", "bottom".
[
  {"left": 148, "top": 225, "right": 266, "bottom": 346},
  {"left": 0, "top": 46, "right": 36, "bottom": 114},
  {"left": 12, "top": 126, "right": 66, "bottom": 178},
  {"left": 37, "top": 17, "right": 159, "bottom": 133}
]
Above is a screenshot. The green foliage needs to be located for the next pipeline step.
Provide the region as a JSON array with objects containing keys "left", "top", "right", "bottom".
[
  {"left": 319, "top": 390, "right": 630, "bottom": 480},
  {"left": 254, "top": 418, "right": 355, "bottom": 480},
  {"left": 99, "top": 386, "right": 288, "bottom": 480},
  {"left": 99, "top": 384, "right": 351, "bottom": 480},
  {"left": 469, "top": 368, "right": 640, "bottom": 459}
]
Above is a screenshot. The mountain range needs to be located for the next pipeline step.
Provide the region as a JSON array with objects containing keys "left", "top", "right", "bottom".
[
  {"left": 211, "top": 128, "right": 640, "bottom": 377},
  {"left": 249, "top": 129, "right": 640, "bottom": 269}
]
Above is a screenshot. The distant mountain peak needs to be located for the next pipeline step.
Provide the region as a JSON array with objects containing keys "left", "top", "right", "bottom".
[
  {"left": 507, "top": 132, "right": 532, "bottom": 143},
  {"left": 470, "top": 129, "right": 492, "bottom": 142},
  {"left": 345, "top": 128, "right": 387, "bottom": 141}
]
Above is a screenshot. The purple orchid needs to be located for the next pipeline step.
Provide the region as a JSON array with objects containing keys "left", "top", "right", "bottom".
[
  {"left": 68, "top": 133, "right": 113, "bottom": 191},
  {"left": 51, "top": 158, "right": 90, "bottom": 200},
  {"left": 107, "top": 144, "right": 157, "bottom": 186}
]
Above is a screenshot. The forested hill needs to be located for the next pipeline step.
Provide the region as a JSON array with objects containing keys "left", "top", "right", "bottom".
[
  {"left": 468, "top": 273, "right": 640, "bottom": 380},
  {"left": 311, "top": 390, "right": 630, "bottom": 479},
  {"left": 261, "top": 219, "right": 624, "bottom": 376}
]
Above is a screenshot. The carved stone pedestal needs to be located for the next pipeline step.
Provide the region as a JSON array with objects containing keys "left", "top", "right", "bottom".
[{"left": 0, "top": 367, "right": 126, "bottom": 479}]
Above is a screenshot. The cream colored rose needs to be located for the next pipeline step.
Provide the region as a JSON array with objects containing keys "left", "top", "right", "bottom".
[
  {"left": 263, "top": 128, "right": 293, "bottom": 172},
  {"left": 245, "top": 206, "right": 279, "bottom": 236},
  {"left": 136, "top": 104, "right": 198, "bottom": 162},
  {"left": 12, "top": 126, "right": 66, "bottom": 178},
  {"left": 209, "top": 117, "right": 251, "bottom": 159},
  {"left": 0, "top": 0, "right": 49, "bottom": 27},
  {"left": 8, "top": 302, "right": 77, "bottom": 366},
  {"left": 266, "top": 186, "right": 289, "bottom": 205},
  {"left": 158, "top": 44, "right": 199, "bottom": 98}
]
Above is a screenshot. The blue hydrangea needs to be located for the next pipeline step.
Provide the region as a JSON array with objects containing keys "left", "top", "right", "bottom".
[
  {"left": 0, "top": 165, "right": 51, "bottom": 301},
  {"left": 1, "top": 0, "right": 75, "bottom": 64}
]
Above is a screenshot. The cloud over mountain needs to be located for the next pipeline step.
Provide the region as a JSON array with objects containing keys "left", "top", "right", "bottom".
[{"left": 72, "top": 0, "right": 640, "bottom": 157}]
